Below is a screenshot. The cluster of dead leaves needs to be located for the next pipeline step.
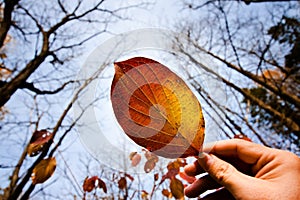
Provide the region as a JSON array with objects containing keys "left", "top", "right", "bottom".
[
  {"left": 27, "top": 130, "right": 56, "bottom": 185},
  {"left": 141, "top": 158, "right": 196, "bottom": 200},
  {"left": 83, "top": 176, "right": 107, "bottom": 193},
  {"left": 160, "top": 158, "right": 196, "bottom": 199},
  {"left": 129, "top": 150, "right": 197, "bottom": 199},
  {"left": 129, "top": 149, "right": 159, "bottom": 173}
]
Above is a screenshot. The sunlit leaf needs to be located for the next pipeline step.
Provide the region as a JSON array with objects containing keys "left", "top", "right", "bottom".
[
  {"left": 31, "top": 157, "right": 56, "bottom": 184},
  {"left": 28, "top": 130, "right": 52, "bottom": 157},
  {"left": 0, "top": 66, "right": 12, "bottom": 80},
  {"left": 170, "top": 178, "right": 184, "bottom": 200},
  {"left": 141, "top": 190, "right": 148, "bottom": 199},
  {"left": 262, "top": 69, "right": 284, "bottom": 81},
  {"left": 111, "top": 57, "right": 205, "bottom": 158}
]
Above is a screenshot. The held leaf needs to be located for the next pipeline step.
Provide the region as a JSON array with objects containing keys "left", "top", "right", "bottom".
[{"left": 111, "top": 57, "right": 205, "bottom": 158}]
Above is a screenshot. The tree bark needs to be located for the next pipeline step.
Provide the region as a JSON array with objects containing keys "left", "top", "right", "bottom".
[
  {"left": 0, "top": 51, "right": 49, "bottom": 107},
  {"left": 0, "top": 0, "right": 20, "bottom": 48}
]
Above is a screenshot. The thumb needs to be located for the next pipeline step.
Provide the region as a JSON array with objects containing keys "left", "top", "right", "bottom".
[{"left": 198, "top": 153, "right": 249, "bottom": 195}]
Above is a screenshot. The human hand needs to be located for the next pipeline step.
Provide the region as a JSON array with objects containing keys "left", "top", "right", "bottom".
[{"left": 184, "top": 139, "right": 300, "bottom": 200}]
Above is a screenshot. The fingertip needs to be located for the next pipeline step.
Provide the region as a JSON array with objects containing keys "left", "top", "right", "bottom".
[
  {"left": 184, "top": 184, "right": 198, "bottom": 198},
  {"left": 197, "top": 153, "right": 214, "bottom": 172},
  {"left": 184, "top": 160, "right": 205, "bottom": 176}
]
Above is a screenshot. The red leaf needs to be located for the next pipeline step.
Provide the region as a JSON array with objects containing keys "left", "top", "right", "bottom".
[
  {"left": 161, "top": 159, "right": 187, "bottom": 183},
  {"left": 83, "top": 176, "right": 98, "bottom": 192},
  {"left": 98, "top": 178, "right": 107, "bottom": 193},
  {"left": 111, "top": 57, "right": 205, "bottom": 158},
  {"left": 162, "top": 189, "right": 172, "bottom": 198},
  {"left": 28, "top": 130, "right": 52, "bottom": 157},
  {"left": 179, "top": 171, "right": 196, "bottom": 184},
  {"left": 154, "top": 173, "right": 159, "bottom": 181},
  {"left": 118, "top": 177, "right": 127, "bottom": 190},
  {"left": 83, "top": 176, "right": 107, "bottom": 193},
  {"left": 125, "top": 173, "right": 134, "bottom": 181},
  {"left": 161, "top": 168, "right": 178, "bottom": 184}
]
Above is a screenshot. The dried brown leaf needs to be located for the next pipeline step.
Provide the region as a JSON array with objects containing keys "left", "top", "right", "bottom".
[
  {"left": 170, "top": 178, "right": 184, "bottom": 200},
  {"left": 31, "top": 157, "right": 56, "bottom": 184},
  {"left": 28, "top": 130, "right": 52, "bottom": 157},
  {"left": 118, "top": 177, "right": 127, "bottom": 190}
]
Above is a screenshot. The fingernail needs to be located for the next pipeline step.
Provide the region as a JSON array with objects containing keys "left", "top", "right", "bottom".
[{"left": 198, "top": 152, "right": 214, "bottom": 171}]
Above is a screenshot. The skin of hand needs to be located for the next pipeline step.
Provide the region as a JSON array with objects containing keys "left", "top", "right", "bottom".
[{"left": 184, "top": 139, "right": 300, "bottom": 200}]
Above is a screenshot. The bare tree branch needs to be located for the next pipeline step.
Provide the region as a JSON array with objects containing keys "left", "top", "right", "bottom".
[
  {"left": 0, "top": 0, "right": 20, "bottom": 48},
  {"left": 190, "top": 41, "right": 300, "bottom": 109},
  {"left": 176, "top": 42, "right": 300, "bottom": 132}
]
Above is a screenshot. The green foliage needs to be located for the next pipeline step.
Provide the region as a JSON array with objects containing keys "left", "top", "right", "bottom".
[{"left": 268, "top": 16, "right": 300, "bottom": 70}]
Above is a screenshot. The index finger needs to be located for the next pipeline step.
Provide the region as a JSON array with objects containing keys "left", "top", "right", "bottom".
[{"left": 203, "top": 139, "right": 270, "bottom": 164}]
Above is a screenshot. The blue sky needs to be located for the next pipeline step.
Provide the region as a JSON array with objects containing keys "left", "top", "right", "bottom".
[{"left": 1, "top": 0, "right": 299, "bottom": 199}]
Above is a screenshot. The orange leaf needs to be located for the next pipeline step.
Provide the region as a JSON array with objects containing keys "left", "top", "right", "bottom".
[
  {"left": 161, "top": 158, "right": 188, "bottom": 184},
  {"left": 28, "top": 130, "right": 52, "bottom": 157},
  {"left": 111, "top": 57, "right": 205, "bottom": 158},
  {"left": 179, "top": 171, "right": 196, "bottom": 184},
  {"left": 141, "top": 190, "right": 149, "bottom": 199},
  {"left": 0, "top": 66, "right": 12, "bottom": 79},
  {"left": 262, "top": 69, "right": 284, "bottom": 80},
  {"left": 83, "top": 176, "right": 98, "bottom": 192},
  {"left": 167, "top": 159, "right": 186, "bottom": 171},
  {"left": 31, "top": 157, "right": 56, "bottom": 184},
  {"left": 118, "top": 177, "right": 127, "bottom": 190},
  {"left": 154, "top": 173, "right": 159, "bottom": 181},
  {"left": 83, "top": 176, "right": 107, "bottom": 193},
  {"left": 170, "top": 178, "right": 184, "bottom": 200},
  {"left": 162, "top": 189, "right": 172, "bottom": 198}
]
